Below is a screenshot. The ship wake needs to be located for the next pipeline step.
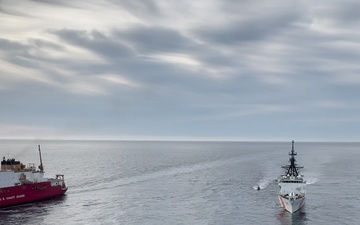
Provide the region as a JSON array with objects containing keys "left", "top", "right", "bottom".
[
  {"left": 253, "top": 169, "right": 278, "bottom": 190},
  {"left": 71, "top": 154, "right": 262, "bottom": 195},
  {"left": 253, "top": 176, "right": 276, "bottom": 190},
  {"left": 305, "top": 176, "right": 318, "bottom": 185}
]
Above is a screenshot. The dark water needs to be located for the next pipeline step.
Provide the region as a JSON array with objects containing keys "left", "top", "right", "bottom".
[{"left": 0, "top": 140, "right": 359, "bottom": 225}]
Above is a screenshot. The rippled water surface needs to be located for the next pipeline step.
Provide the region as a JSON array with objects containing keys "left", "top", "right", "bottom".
[{"left": 0, "top": 140, "right": 359, "bottom": 225}]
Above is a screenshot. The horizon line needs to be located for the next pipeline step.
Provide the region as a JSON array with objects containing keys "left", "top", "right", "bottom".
[{"left": 0, "top": 137, "right": 358, "bottom": 143}]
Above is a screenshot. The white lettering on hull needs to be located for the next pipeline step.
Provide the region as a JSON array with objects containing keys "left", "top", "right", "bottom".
[{"left": 0, "top": 194, "right": 26, "bottom": 201}]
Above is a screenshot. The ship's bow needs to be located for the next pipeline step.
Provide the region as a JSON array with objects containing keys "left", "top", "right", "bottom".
[{"left": 279, "top": 195, "right": 305, "bottom": 213}]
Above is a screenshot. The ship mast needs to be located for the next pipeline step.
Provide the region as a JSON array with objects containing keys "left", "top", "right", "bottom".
[
  {"left": 282, "top": 140, "right": 303, "bottom": 177},
  {"left": 38, "top": 145, "right": 44, "bottom": 172}
]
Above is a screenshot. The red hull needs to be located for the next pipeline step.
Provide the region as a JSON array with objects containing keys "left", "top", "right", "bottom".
[{"left": 0, "top": 182, "right": 67, "bottom": 207}]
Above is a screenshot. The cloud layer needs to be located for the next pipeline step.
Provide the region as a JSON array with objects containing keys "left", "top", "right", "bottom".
[{"left": 1, "top": 0, "right": 360, "bottom": 141}]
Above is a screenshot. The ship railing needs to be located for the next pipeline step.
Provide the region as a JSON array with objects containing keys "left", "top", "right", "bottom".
[{"left": 279, "top": 179, "right": 304, "bottom": 183}]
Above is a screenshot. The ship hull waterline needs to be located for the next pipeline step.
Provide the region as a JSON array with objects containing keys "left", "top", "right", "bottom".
[
  {"left": 278, "top": 195, "right": 305, "bottom": 213},
  {"left": 0, "top": 182, "right": 67, "bottom": 208}
]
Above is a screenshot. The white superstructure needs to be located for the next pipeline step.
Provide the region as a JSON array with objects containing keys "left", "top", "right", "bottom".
[{"left": 278, "top": 141, "right": 306, "bottom": 213}]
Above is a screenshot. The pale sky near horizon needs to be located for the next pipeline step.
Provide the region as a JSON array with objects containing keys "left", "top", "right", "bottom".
[{"left": 1, "top": 0, "right": 360, "bottom": 141}]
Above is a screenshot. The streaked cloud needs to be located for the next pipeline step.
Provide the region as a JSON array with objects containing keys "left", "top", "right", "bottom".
[
  {"left": 1, "top": 0, "right": 360, "bottom": 141},
  {"left": 99, "top": 74, "right": 141, "bottom": 88}
]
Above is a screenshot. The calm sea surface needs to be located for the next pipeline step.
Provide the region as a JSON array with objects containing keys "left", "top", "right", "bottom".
[{"left": 0, "top": 140, "right": 359, "bottom": 225}]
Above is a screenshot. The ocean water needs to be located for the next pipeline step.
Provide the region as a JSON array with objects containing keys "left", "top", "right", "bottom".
[{"left": 0, "top": 140, "right": 359, "bottom": 225}]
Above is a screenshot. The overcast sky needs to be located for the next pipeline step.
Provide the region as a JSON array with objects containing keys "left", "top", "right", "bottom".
[{"left": 1, "top": 0, "right": 360, "bottom": 141}]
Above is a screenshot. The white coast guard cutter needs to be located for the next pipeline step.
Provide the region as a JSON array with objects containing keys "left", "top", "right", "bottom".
[{"left": 278, "top": 140, "right": 306, "bottom": 213}]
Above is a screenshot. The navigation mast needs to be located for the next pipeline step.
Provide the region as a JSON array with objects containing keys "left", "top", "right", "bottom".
[
  {"left": 38, "top": 145, "right": 44, "bottom": 172},
  {"left": 282, "top": 140, "right": 303, "bottom": 177}
]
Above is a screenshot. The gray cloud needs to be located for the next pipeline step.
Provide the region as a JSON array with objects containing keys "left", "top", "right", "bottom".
[
  {"left": 50, "top": 29, "right": 135, "bottom": 59},
  {"left": 196, "top": 14, "right": 300, "bottom": 45},
  {"left": 0, "top": 0, "right": 31, "bottom": 17},
  {"left": 314, "top": 2, "right": 360, "bottom": 26},
  {"left": 115, "top": 26, "right": 196, "bottom": 53},
  {"left": 1, "top": 0, "right": 360, "bottom": 140},
  {"left": 109, "top": 0, "right": 161, "bottom": 18},
  {"left": 0, "top": 38, "right": 28, "bottom": 52}
]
